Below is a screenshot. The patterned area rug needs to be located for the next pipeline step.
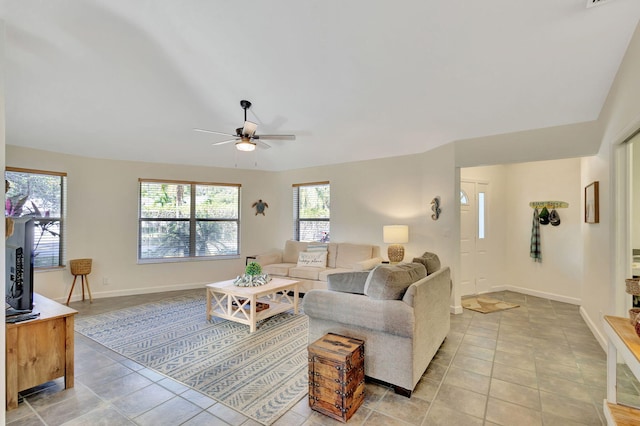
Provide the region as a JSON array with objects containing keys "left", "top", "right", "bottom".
[
  {"left": 75, "top": 294, "right": 308, "bottom": 425},
  {"left": 462, "top": 296, "right": 520, "bottom": 314}
]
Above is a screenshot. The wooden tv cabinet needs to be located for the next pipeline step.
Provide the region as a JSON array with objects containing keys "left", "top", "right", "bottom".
[{"left": 5, "top": 293, "right": 77, "bottom": 410}]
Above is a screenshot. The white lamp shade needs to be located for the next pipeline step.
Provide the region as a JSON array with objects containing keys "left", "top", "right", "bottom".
[
  {"left": 383, "top": 225, "right": 409, "bottom": 244},
  {"left": 235, "top": 139, "right": 256, "bottom": 152}
]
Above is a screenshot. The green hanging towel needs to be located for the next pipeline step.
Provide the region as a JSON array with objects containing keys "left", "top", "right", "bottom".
[{"left": 530, "top": 208, "right": 542, "bottom": 262}]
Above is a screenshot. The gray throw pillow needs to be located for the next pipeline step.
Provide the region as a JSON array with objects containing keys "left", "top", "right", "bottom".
[
  {"left": 412, "top": 252, "right": 441, "bottom": 275},
  {"left": 364, "top": 263, "right": 427, "bottom": 300}
]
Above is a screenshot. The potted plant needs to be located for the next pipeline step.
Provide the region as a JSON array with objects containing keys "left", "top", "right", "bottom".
[{"left": 234, "top": 262, "right": 271, "bottom": 287}]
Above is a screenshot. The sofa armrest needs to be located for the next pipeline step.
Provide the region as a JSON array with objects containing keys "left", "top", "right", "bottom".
[
  {"left": 327, "top": 271, "right": 369, "bottom": 294},
  {"left": 303, "top": 290, "right": 414, "bottom": 338},
  {"left": 352, "top": 257, "right": 383, "bottom": 271},
  {"left": 255, "top": 251, "right": 283, "bottom": 266}
]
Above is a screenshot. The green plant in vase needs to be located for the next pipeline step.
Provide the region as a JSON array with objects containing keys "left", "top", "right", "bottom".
[
  {"left": 245, "top": 262, "right": 262, "bottom": 276},
  {"left": 235, "top": 261, "right": 270, "bottom": 287}
]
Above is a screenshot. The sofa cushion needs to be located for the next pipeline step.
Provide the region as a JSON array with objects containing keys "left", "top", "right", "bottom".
[
  {"left": 352, "top": 257, "right": 383, "bottom": 271},
  {"left": 297, "top": 251, "right": 327, "bottom": 267},
  {"left": 318, "top": 268, "right": 354, "bottom": 282},
  {"left": 306, "top": 243, "right": 328, "bottom": 252},
  {"left": 364, "top": 263, "right": 427, "bottom": 300},
  {"left": 327, "top": 271, "right": 369, "bottom": 294},
  {"left": 262, "top": 263, "right": 295, "bottom": 276},
  {"left": 336, "top": 243, "right": 374, "bottom": 269},
  {"left": 283, "top": 240, "right": 308, "bottom": 263},
  {"left": 412, "top": 252, "right": 441, "bottom": 275},
  {"left": 288, "top": 266, "right": 326, "bottom": 280},
  {"left": 326, "top": 243, "right": 338, "bottom": 268}
]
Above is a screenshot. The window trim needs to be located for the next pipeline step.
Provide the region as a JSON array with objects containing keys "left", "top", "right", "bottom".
[
  {"left": 137, "top": 178, "right": 241, "bottom": 263},
  {"left": 5, "top": 167, "right": 67, "bottom": 269},
  {"left": 293, "top": 181, "right": 330, "bottom": 242}
]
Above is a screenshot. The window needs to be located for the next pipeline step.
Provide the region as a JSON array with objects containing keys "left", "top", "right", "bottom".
[
  {"left": 5, "top": 167, "right": 67, "bottom": 268},
  {"left": 478, "top": 191, "right": 486, "bottom": 239},
  {"left": 138, "top": 179, "right": 240, "bottom": 261},
  {"left": 293, "top": 182, "right": 330, "bottom": 242},
  {"left": 460, "top": 190, "right": 469, "bottom": 206}
]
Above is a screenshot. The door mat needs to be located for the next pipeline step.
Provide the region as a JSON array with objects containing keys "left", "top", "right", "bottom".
[{"left": 462, "top": 296, "right": 520, "bottom": 314}]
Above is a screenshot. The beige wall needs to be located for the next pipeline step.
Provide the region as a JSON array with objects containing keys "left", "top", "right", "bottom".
[
  {"left": 504, "top": 159, "right": 583, "bottom": 303},
  {"left": 6, "top": 144, "right": 459, "bottom": 308},
  {"left": 461, "top": 159, "right": 583, "bottom": 303},
  {"left": 582, "top": 21, "right": 640, "bottom": 346},
  {"left": 6, "top": 146, "right": 282, "bottom": 301}
]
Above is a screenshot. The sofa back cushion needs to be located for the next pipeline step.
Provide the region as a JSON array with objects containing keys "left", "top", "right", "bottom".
[
  {"left": 283, "top": 240, "right": 309, "bottom": 263},
  {"left": 336, "top": 243, "right": 374, "bottom": 269},
  {"left": 412, "top": 251, "right": 441, "bottom": 275},
  {"left": 326, "top": 243, "right": 339, "bottom": 268},
  {"left": 364, "top": 263, "right": 427, "bottom": 300}
]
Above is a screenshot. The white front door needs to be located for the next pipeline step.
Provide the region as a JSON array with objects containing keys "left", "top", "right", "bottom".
[{"left": 460, "top": 180, "right": 489, "bottom": 296}]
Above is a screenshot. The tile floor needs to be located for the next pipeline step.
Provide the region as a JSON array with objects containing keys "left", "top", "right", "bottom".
[{"left": 5, "top": 290, "right": 634, "bottom": 425}]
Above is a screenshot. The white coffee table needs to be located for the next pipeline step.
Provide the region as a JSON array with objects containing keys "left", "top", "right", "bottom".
[{"left": 205, "top": 277, "right": 299, "bottom": 332}]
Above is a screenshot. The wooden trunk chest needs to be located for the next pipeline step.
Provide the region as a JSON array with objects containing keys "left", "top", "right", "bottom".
[{"left": 308, "top": 333, "right": 365, "bottom": 422}]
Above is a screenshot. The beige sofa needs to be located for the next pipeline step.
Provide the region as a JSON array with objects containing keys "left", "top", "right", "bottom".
[
  {"left": 255, "top": 240, "right": 382, "bottom": 293},
  {"left": 303, "top": 254, "right": 451, "bottom": 396}
]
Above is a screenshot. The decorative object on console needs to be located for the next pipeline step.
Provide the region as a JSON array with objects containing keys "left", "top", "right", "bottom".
[
  {"left": 234, "top": 262, "right": 271, "bottom": 287},
  {"left": 626, "top": 277, "right": 640, "bottom": 295},
  {"left": 431, "top": 196, "right": 441, "bottom": 220},
  {"left": 383, "top": 225, "right": 409, "bottom": 263},
  {"left": 252, "top": 199, "right": 269, "bottom": 215}
]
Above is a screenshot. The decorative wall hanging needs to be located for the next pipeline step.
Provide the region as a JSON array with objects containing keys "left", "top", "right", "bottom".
[
  {"left": 585, "top": 181, "right": 599, "bottom": 224},
  {"left": 529, "top": 201, "right": 567, "bottom": 227},
  {"left": 252, "top": 199, "right": 269, "bottom": 216},
  {"left": 431, "top": 197, "right": 441, "bottom": 220},
  {"left": 528, "top": 201, "right": 569, "bottom": 209}
]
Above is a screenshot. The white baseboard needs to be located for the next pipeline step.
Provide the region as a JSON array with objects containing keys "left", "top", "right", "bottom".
[
  {"left": 450, "top": 305, "right": 463, "bottom": 314},
  {"left": 580, "top": 305, "right": 607, "bottom": 352},
  {"left": 57, "top": 282, "right": 207, "bottom": 304},
  {"left": 483, "top": 285, "right": 581, "bottom": 306}
]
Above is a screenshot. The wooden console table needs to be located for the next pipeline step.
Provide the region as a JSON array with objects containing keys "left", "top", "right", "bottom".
[
  {"left": 5, "top": 293, "right": 77, "bottom": 410},
  {"left": 603, "top": 315, "right": 640, "bottom": 425}
]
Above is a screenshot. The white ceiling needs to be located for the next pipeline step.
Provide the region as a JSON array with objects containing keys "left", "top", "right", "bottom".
[{"left": 1, "top": 1, "right": 639, "bottom": 171}]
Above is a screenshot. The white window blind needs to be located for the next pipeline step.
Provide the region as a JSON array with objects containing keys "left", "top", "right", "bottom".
[
  {"left": 139, "top": 180, "right": 240, "bottom": 261},
  {"left": 5, "top": 167, "right": 67, "bottom": 268},
  {"left": 293, "top": 182, "right": 330, "bottom": 242}
]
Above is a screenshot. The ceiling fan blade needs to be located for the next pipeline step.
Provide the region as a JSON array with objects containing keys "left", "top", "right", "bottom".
[
  {"left": 256, "top": 134, "right": 296, "bottom": 141},
  {"left": 242, "top": 121, "right": 258, "bottom": 137},
  {"left": 255, "top": 140, "right": 271, "bottom": 149},
  {"left": 194, "top": 128, "right": 236, "bottom": 137},
  {"left": 212, "top": 139, "right": 237, "bottom": 146}
]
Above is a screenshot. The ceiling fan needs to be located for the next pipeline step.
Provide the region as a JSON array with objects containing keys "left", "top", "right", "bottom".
[{"left": 194, "top": 100, "right": 296, "bottom": 152}]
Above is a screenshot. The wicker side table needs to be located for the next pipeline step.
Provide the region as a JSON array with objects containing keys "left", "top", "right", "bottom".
[{"left": 66, "top": 258, "right": 93, "bottom": 305}]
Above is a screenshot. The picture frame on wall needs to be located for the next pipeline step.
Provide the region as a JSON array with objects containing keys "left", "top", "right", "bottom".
[{"left": 585, "top": 181, "right": 599, "bottom": 224}]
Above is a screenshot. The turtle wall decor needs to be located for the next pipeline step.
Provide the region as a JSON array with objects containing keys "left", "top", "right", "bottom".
[{"left": 252, "top": 199, "right": 269, "bottom": 216}]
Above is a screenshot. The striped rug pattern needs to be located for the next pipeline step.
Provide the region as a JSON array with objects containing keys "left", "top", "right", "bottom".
[{"left": 75, "top": 294, "right": 308, "bottom": 425}]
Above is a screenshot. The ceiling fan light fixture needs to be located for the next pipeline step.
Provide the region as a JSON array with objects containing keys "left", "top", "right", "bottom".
[{"left": 236, "top": 138, "right": 256, "bottom": 152}]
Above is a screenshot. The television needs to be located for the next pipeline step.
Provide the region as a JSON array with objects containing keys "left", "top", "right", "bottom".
[{"left": 6, "top": 217, "right": 34, "bottom": 312}]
